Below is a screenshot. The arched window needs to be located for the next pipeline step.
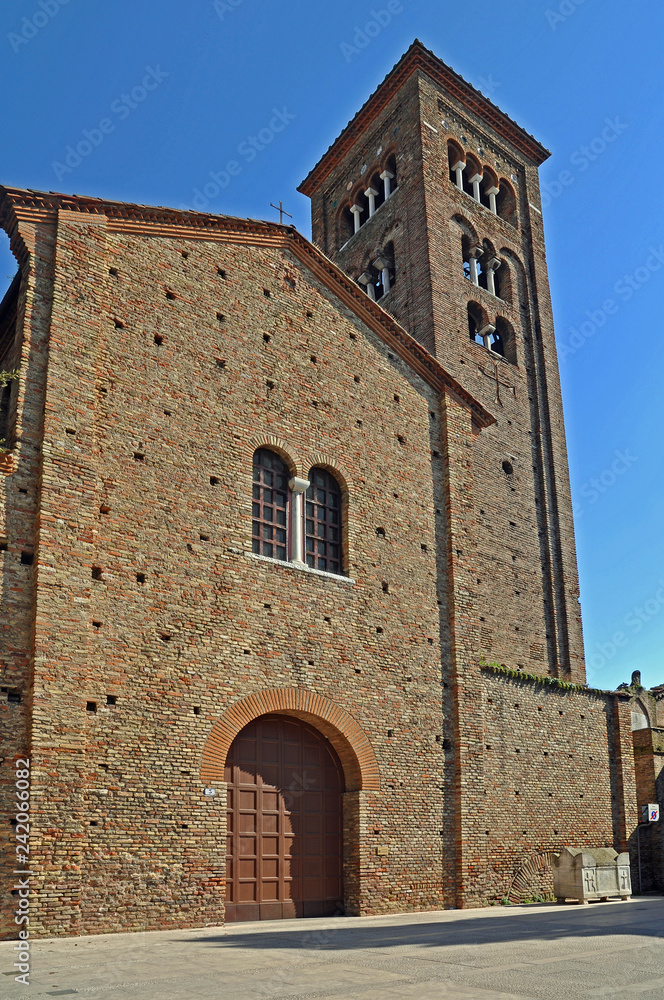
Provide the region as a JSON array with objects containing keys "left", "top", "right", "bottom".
[
  {"left": 468, "top": 301, "right": 489, "bottom": 347},
  {"left": 340, "top": 205, "right": 354, "bottom": 246},
  {"left": 448, "top": 140, "right": 465, "bottom": 189},
  {"left": 358, "top": 244, "right": 395, "bottom": 301},
  {"left": 464, "top": 154, "right": 482, "bottom": 202},
  {"left": 494, "top": 317, "right": 516, "bottom": 363},
  {"left": 252, "top": 448, "right": 290, "bottom": 561},
  {"left": 497, "top": 180, "right": 517, "bottom": 227},
  {"left": 348, "top": 188, "right": 369, "bottom": 235},
  {"left": 481, "top": 167, "right": 499, "bottom": 213},
  {"left": 367, "top": 171, "right": 384, "bottom": 216},
  {"left": 305, "top": 468, "right": 342, "bottom": 574},
  {"left": 375, "top": 242, "right": 395, "bottom": 300},
  {"left": 631, "top": 699, "right": 650, "bottom": 731},
  {"left": 381, "top": 153, "right": 398, "bottom": 199}
]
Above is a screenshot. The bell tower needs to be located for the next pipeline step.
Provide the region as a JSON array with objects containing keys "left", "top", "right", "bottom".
[{"left": 299, "top": 40, "right": 585, "bottom": 681}]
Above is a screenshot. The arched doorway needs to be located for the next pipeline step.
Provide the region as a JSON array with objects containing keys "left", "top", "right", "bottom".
[{"left": 224, "top": 714, "right": 344, "bottom": 922}]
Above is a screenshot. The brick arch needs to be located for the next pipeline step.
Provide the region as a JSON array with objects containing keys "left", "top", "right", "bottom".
[
  {"left": 200, "top": 688, "right": 380, "bottom": 792},
  {"left": 302, "top": 453, "right": 353, "bottom": 496},
  {"left": 450, "top": 212, "right": 479, "bottom": 245},
  {"left": 245, "top": 434, "right": 302, "bottom": 477}
]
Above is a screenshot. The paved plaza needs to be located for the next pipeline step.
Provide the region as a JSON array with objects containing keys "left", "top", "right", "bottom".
[{"left": 1, "top": 896, "right": 663, "bottom": 999}]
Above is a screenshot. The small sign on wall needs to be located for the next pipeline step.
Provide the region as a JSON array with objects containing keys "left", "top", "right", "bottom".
[
  {"left": 204, "top": 787, "right": 217, "bottom": 797},
  {"left": 641, "top": 803, "right": 659, "bottom": 823}
]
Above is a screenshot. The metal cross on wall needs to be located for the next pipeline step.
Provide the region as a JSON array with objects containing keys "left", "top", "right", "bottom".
[
  {"left": 270, "top": 201, "right": 293, "bottom": 225},
  {"left": 479, "top": 361, "right": 516, "bottom": 406}
]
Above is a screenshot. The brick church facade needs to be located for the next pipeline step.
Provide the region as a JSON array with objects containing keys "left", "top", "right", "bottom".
[{"left": 0, "top": 42, "right": 641, "bottom": 937}]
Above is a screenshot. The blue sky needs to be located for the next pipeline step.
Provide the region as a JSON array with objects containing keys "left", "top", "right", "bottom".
[{"left": 1, "top": 0, "right": 662, "bottom": 691}]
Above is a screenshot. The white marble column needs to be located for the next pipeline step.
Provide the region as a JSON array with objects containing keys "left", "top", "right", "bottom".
[
  {"left": 469, "top": 246, "right": 481, "bottom": 287},
  {"left": 478, "top": 323, "right": 496, "bottom": 351},
  {"left": 365, "top": 186, "right": 378, "bottom": 217},
  {"left": 486, "top": 257, "right": 501, "bottom": 297},
  {"left": 374, "top": 254, "right": 391, "bottom": 294},
  {"left": 470, "top": 172, "right": 482, "bottom": 203},
  {"left": 350, "top": 204, "right": 362, "bottom": 233},
  {"left": 289, "top": 476, "right": 310, "bottom": 564},
  {"left": 358, "top": 271, "right": 376, "bottom": 300},
  {"left": 486, "top": 185, "right": 499, "bottom": 214},
  {"left": 380, "top": 169, "right": 394, "bottom": 199},
  {"left": 451, "top": 160, "right": 465, "bottom": 191}
]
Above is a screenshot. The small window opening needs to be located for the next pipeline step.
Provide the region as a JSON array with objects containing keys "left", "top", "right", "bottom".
[
  {"left": 136, "top": 573, "right": 145, "bottom": 584},
  {"left": 502, "top": 461, "right": 514, "bottom": 475},
  {"left": 106, "top": 695, "right": 116, "bottom": 706},
  {"left": 7, "top": 691, "right": 21, "bottom": 704},
  {"left": 263, "top": 333, "right": 271, "bottom": 343},
  {"left": 91, "top": 566, "right": 102, "bottom": 580},
  {"left": 210, "top": 476, "right": 220, "bottom": 486},
  {"left": 216, "top": 312, "right": 225, "bottom": 322},
  {"left": 20, "top": 551, "right": 33, "bottom": 565},
  {"left": 154, "top": 334, "right": 164, "bottom": 346},
  {"left": 86, "top": 701, "right": 97, "bottom": 713},
  {"left": 113, "top": 319, "right": 124, "bottom": 329},
  {"left": 217, "top": 267, "right": 226, "bottom": 278},
  {"left": 166, "top": 290, "right": 176, "bottom": 300},
  {"left": 263, "top": 289, "right": 271, "bottom": 298},
  {"left": 215, "top": 358, "right": 227, "bottom": 368}
]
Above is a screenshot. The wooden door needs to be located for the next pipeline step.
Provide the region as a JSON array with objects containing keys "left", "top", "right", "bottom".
[{"left": 224, "top": 714, "right": 344, "bottom": 921}]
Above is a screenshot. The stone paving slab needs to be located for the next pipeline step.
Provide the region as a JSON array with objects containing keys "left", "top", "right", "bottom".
[{"left": 0, "top": 897, "right": 663, "bottom": 999}]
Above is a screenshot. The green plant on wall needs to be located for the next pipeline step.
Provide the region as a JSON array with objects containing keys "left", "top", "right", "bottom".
[{"left": 0, "top": 368, "right": 19, "bottom": 452}]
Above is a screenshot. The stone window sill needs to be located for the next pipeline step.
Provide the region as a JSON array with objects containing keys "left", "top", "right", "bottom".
[{"left": 245, "top": 551, "right": 355, "bottom": 585}]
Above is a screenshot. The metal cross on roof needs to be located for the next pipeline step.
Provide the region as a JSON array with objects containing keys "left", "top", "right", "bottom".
[{"left": 270, "top": 201, "right": 293, "bottom": 225}]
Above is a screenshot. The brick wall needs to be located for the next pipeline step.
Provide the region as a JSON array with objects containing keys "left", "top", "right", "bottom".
[
  {"left": 476, "top": 667, "right": 637, "bottom": 903},
  {"left": 1, "top": 202, "right": 476, "bottom": 935}
]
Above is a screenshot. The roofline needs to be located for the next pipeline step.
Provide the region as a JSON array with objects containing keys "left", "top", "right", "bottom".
[
  {"left": 0, "top": 185, "right": 495, "bottom": 430},
  {"left": 298, "top": 40, "right": 550, "bottom": 198}
]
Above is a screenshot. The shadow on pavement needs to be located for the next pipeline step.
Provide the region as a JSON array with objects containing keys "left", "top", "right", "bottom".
[{"left": 180, "top": 897, "right": 664, "bottom": 952}]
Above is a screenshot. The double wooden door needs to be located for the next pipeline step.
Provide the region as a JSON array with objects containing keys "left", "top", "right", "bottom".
[{"left": 224, "top": 714, "right": 344, "bottom": 921}]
